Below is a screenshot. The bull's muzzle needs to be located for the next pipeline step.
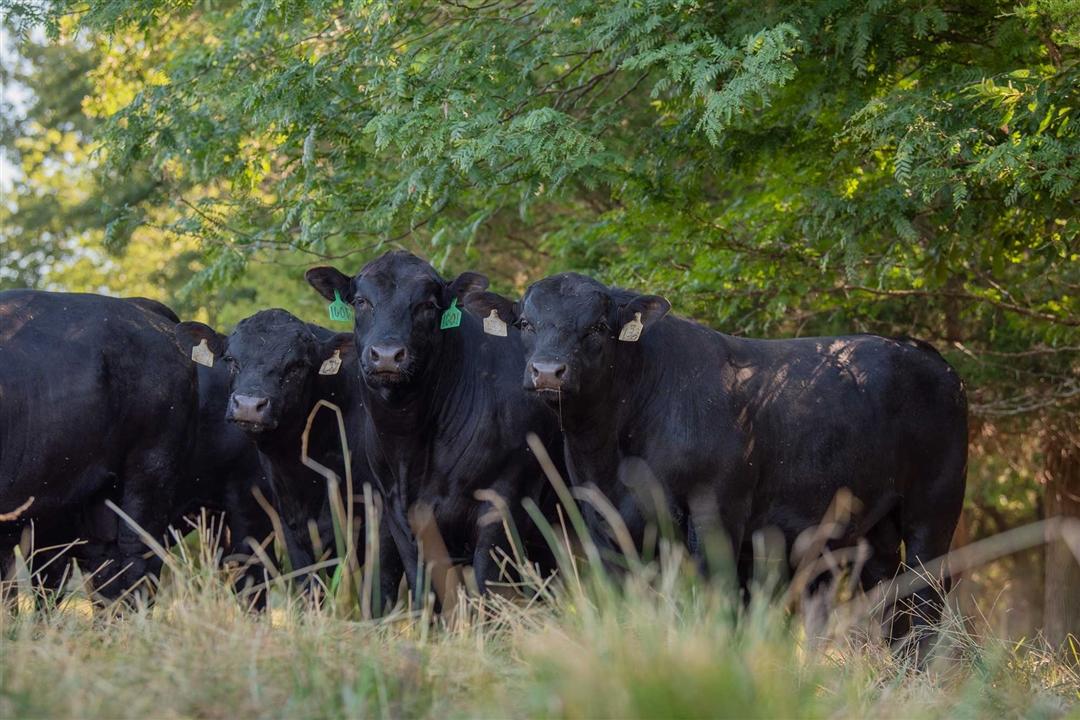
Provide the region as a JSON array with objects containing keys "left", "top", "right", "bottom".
[
  {"left": 227, "top": 393, "right": 275, "bottom": 431},
  {"left": 528, "top": 360, "right": 567, "bottom": 392}
]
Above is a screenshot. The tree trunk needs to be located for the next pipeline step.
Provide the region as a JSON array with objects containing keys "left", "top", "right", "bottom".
[{"left": 1043, "top": 427, "right": 1080, "bottom": 648}]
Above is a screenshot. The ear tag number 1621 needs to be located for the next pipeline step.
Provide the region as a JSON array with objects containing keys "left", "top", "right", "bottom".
[{"left": 328, "top": 290, "right": 353, "bottom": 323}]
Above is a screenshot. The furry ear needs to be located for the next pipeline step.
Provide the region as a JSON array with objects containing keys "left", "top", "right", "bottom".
[
  {"left": 320, "top": 332, "right": 354, "bottom": 360},
  {"left": 305, "top": 266, "right": 354, "bottom": 303},
  {"left": 442, "top": 271, "right": 489, "bottom": 307},
  {"left": 175, "top": 322, "right": 226, "bottom": 366},
  {"left": 464, "top": 291, "right": 518, "bottom": 337},
  {"left": 463, "top": 291, "right": 518, "bottom": 324},
  {"left": 317, "top": 333, "right": 355, "bottom": 376},
  {"left": 617, "top": 295, "right": 670, "bottom": 341}
]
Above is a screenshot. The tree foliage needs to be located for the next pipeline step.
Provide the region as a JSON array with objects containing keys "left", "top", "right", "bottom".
[{"left": 3, "top": 0, "right": 1078, "bottom": 416}]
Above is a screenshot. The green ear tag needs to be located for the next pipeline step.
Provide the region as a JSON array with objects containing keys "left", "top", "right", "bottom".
[
  {"left": 440, "top": 298, "right": 462, "bottom": 330},
  {"left": 328, "top": 290, "right": 352, "bottom": 323}
]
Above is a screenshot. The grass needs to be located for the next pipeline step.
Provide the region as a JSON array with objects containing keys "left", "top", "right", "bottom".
[{"left": 1, "top": 515, "right": 1078, "bottom": 720}]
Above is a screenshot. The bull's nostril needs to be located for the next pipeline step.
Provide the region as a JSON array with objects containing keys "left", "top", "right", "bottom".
[
  {"left": 370, "top": 345, "right": 407, "bottom": 372},
  {"left": 254, "top": 397, "right": 268, "bottom": 411},
  {"left": 530, "top": 361, "right": 567, "bottom": 388}
]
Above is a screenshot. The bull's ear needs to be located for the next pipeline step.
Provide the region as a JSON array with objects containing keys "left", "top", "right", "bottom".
[
  {"left": 175, "top": 322, "right": 225, "bottom": 365},
  {"left": 463, "top": 291, "right": 518, "bottom": 324},
  {"left": 317, "top": 333, "right": 354, "bottom": 376},
  {"left": 306, "top": 266, "right": 353, "bottom": 303},
  {"left": 442, "top": 271, "right": 489, "bottom": 307},
  {"left": 617, "top": 295, "right": 670, "bottom": 342}
]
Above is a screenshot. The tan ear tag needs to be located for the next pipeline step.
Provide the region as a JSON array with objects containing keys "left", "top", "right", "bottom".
[
  {"left": 191, "top": 339, "right": 215, "bottom": 367},
  {"left": 618, "top": 312, "right": 644, "bottom": 342},
  {"left": 319, "top": 349, "right": 342, "bottom": 376},
  {"left": 483, "top": 309, "right": 508, "bottom": 337}
]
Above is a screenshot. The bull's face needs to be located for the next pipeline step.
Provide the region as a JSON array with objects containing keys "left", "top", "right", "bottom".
[
  {"left": 467, "top": 273, "right": 670, "bottom": 402},
  {"left": 176, "top": 311, "right": 350, "bottom": 434},
  {"left": 306, "top": 251, "right": 488, "bottom": 392}
]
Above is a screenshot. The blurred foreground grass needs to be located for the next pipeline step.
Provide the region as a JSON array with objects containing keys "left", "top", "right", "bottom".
[{"left": 1, "top": 529, "right": 1078, "bottom": 720}]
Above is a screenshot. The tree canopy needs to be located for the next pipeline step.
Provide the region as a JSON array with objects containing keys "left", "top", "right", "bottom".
[{"left": 5, "top": 0, "right": 1076, "bottom": 417}]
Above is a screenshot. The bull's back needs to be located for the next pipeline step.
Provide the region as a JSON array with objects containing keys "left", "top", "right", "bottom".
[{"left": 729, "top": 333, "right": 966, "bottom": 534}]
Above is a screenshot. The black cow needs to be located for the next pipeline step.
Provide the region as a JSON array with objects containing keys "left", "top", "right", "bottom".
[
  {"left": 0, "top": 290, "right": 198, "bottom": 596},
  {"left": 467, "top": 272, "right": 968, "bottom": 637},
  {"left": 175, "top": 310, "right": 364, "bottom": 587},
  {"left": 2, "top": 297, "right": 273, "bottom": 603},
  {"left": 305, "top": 251, "right": 559, "bottom": 603}
]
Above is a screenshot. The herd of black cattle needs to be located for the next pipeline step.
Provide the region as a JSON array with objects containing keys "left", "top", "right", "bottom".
[{"left": 0, "top": 250, "right": 967, "bottom": 640}]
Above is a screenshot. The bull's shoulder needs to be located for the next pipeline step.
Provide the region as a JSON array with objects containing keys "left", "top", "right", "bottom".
[{"left": 125, "top": 296, "right": 180, "bottom": 323}]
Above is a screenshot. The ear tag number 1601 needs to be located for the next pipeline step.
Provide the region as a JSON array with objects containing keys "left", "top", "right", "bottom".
[{"left": 328, "top": 290, "right": 352, "bottom": 323}]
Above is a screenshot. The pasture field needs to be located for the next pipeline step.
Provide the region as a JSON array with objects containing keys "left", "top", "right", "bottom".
[{"left": 1, "top": 517, "right": 1077, "bottom": 720}]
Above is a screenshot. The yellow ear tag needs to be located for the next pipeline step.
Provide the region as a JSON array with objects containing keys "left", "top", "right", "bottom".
[
  {"left": 482, "top": 309, "right": 508, "bottom": 337},
  {"left": 618, "top": 312, "right": 644, "bottom": 342},
  {"left": 191, "top": 339, "right": 215, "bottom": 367},
  {"left": 319, "top": 350, "right": 342, "bottom": 376}
]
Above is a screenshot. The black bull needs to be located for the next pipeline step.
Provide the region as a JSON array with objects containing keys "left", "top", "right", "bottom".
[
  {"left": 175, "top": 309, "right": 365, "bottom": 587},
  {"left": 306, "top": 251, "right": 560, "bottom": 603},
  {"left": 1, "top": 291, "right": 274, "bottom": 599},
  {"left": 468, "top": 272, "right": 968, "bottom": 635},
  {"left": 0, "top": 291, "right": 199, "bottom": 595}
]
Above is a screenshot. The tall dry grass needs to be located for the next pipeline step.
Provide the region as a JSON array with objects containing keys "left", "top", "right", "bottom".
[{"left": 2, "top": 492, "right": 1078, "bottom": 719}]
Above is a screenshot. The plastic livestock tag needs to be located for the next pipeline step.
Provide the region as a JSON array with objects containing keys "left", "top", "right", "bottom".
[
  {"left": 191, "top": 339, "right": 215, "bottom": 367},
  {"left": 482, "top": 309, "right": 507, "bottom": 337},
  {"left": 328, "top": 290, "right": 353, "bottom": 323},
  {"left": 618, "top": 312, "right": 644, "bottom": 342},
  {"left": 319, "top": 349, "right": 343, "bottom": 376},
  {"left": 440, "top": 298, "right": 462, "bottom": 330}
]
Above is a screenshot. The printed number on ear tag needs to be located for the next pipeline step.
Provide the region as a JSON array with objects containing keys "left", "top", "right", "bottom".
[
  {"left": 618, "top": 312, "right": 644, "bottom": 342},
  {"left": 482, "top": 309, "right": 507, "bottom": 337},
  {"left": 440, "top": 298, "right": 462, "bottom": 330},
  {"left": 328, "top": 290, "right": 352, "bottom": 323},
  {"left": 191, "top": 339, "right": 215, "bottom": 367},
  {"left": 319, "top": 349, "right": 343, "bottom": 376}
]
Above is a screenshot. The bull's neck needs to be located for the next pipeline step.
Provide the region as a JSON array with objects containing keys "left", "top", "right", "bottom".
[
  {"left": 554, "top": 341, "right": 651, "bottom": 491},
  {"left": 252, "top": 423, "right": 308, "bottom": 473},
  {"left": 360, "top": 321, "right": 472, "bottom": 440}
]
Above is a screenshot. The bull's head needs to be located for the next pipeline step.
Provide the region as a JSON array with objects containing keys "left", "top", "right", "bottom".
[
  {"left": 465, "top": 273, "right": 669, "bottom": 400},
  {"left": 176, "top": 310, "right": 351, "bottom": 433},
  {"left": 306, "top": 251, "right": 488, "bottom": 391}
]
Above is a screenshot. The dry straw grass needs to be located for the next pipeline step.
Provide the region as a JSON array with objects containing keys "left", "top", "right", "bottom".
[
  {"left": 2, "top": 502, "right": 1079, "bottom": 719},
  {"left": 2, "top": 428, "right": 1078, "bottom": 718}
]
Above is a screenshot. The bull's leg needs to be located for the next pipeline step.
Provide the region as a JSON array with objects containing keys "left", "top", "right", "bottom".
[
  {"left": 714, "top": 491, "right": 751, "bottom": 591},
  {"left": 859, "top": 517, "right": 906, "bottom": 644},
  {"left": 103, "top": 448, "right": 180, "bottom": 601},
  {"left": 899, "top": 521, "right": 956, "bottom": 662},
  {"left": 223, "top": 488, "right": 270, "bottom": 611},
  {"left": 0, "top": 530, "right": 19, "bottom": 611},
  {"left": 472, "top": 509, "right": 516, "bottom": 597},
  {"left": 376, "top": 519, "right": 405, "bottom": 614}
]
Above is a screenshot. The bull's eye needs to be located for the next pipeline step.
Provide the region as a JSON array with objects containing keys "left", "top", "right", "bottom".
[
  {"left": 588, "top": 321, "right": 609, "bottom": 335},
  {"left": 222, "top": 355, "right": 240, "bottom": 370},
  {"left": 416, "top": 299, "right": 438, "bottom": 313},
  {"left": 354, "top": 297, "right": 370, "bottom": 310},
  {"left": 517, "top": 318, "right": 534, "bottom": 332}
]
